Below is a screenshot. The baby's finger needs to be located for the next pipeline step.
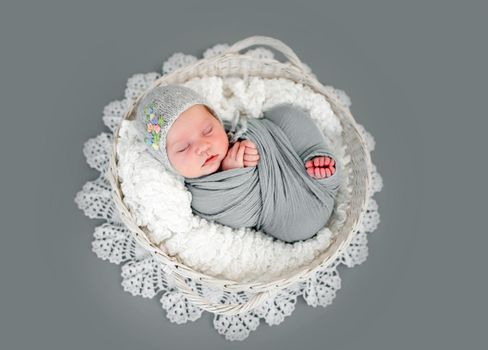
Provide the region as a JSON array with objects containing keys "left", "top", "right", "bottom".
[
  {"left": 314, "top": 157, "right": 320, "bottom": 167},
  {"left": 229, "top": 142, "right": 240, "bottom": 157},
  {"left": 324, "top": 157, "right": 331, "bottom": 166},
  {"left": 319, "top": 157, "right": 324, "bottom": 166},
  {"left": 244, "top": 154, "right": 260, "bottom": 161},
  {"left": 241, "top": 139, "right": 257, "bottom": 148},
  {"left": 236, "top": 143, "right": 246, "bottom": 161},
  {"left": 305, "top": 160, "right": 313, "bottom": 168},
  {"left": 244, "top": 147, "right": 259, "bottom": 155},
  {"left": 244, "top": 160, "right": 258, "bottom": 167}
]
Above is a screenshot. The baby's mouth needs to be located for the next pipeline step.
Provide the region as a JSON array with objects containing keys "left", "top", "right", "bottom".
[{"left": 203, "top": 154, "right": 218, "bottom": 166}]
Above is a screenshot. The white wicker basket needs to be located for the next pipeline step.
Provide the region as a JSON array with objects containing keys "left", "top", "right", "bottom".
[{"left": 108, "top": 35, "right": 372, "bottom": 316}]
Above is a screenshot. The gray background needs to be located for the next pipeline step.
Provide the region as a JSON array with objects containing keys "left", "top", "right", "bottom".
[{"left": 1, "top": 0, "right": 486, "bottom": 349}]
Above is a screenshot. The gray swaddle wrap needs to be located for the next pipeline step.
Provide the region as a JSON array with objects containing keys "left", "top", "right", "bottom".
[{"left": 184, "top": 104, "right": 341, "bottom": 243}]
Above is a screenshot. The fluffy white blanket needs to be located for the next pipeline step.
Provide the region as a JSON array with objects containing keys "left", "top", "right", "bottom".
[{"left": 116, "top": 76, "right": 352, "bottom": 283}]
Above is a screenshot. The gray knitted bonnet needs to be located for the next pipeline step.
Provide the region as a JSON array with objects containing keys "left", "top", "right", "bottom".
[{"left": 135, "top": 85, "right": 223, "bottom": 175}]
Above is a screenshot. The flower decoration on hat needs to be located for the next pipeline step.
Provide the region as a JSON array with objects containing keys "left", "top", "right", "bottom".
[{"left": 144, "top": 102, "right": 165, "bottom": 150}]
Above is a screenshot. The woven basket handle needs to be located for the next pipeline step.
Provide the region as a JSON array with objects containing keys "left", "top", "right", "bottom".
[
  {"left": 168, "top": 36, "right": 304, "bottom": 315},
  {"left": 172, "top": 273, "right": 278, "bottom": 316},
  {"left": 226, "top": 35, "right": 309, "bottom": 73}
]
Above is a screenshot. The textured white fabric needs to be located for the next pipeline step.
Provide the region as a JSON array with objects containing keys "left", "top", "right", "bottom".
[
  {"left": 74, "top": 43, "right": 383, "bottom": 341},
  {"left": 116, "top": 75, "right": 351, "bottom": 282}
]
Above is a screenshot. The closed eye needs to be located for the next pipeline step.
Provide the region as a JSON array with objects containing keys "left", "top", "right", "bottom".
[{"left": 176, "top": 127, "right": 212, "bottom": 153}]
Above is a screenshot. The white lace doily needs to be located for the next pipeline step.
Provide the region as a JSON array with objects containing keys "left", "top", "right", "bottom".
[{"left": 74, "top": 43, "right": 383, "bottom": 341}]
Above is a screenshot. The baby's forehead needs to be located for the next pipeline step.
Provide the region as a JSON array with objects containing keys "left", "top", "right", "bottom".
[
  {"left": 176, "top": 109, "right": 214, "bottom": 129},
  {"left": 168, "top": 108, "right": 217, "bottom": 142}
]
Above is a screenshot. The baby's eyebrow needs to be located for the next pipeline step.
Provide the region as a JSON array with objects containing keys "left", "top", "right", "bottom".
[
  {"left": 169, "top": 123, "right": 212, "bottom": 149},
  {"left": 170, "top": 138, "right": 188, "bottom": 150}
]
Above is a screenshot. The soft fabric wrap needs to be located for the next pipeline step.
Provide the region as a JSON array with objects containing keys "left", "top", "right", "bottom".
[{"left": 184, "top": 103, "right": 341, "bottom": 243}]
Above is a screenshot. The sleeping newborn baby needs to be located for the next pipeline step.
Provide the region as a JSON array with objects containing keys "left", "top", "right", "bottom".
[{"left": 134, "top": 84, "right": 341, "bottom": 243}]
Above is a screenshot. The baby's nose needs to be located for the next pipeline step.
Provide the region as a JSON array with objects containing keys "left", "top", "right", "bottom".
[{"left": 196, "top": 141, "right": 211, "bottom": 154}]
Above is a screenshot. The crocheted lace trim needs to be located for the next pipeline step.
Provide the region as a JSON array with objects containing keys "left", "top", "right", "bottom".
[{"left": 74, "top": 43, "right": 383, "bottom": 341}]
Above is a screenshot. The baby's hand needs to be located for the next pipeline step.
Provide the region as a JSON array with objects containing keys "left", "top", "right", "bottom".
[
  {"left": 221, "top": 140, "right": 260, "bottom": 171},
  {"left": 242, "top": 140, "right": 260, "bottom": 167},
  {"left": 305, "top": 156, "right": 336, "bottom": 179}
]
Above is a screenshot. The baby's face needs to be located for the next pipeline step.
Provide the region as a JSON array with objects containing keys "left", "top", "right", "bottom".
[{"left": 166, "top": 104, "right": 229, "bottom": 178}]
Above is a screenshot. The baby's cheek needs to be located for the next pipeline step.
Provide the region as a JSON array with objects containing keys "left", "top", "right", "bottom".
[
  {"left": 171, "top": 154, "right": 186, "bottom": 170},
  {"left": 220, "top": 137, "right": 230, "bottom": 155}
]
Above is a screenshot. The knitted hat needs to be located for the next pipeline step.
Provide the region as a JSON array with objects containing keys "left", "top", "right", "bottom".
[{"left": 135, "top": 84, "right": 223, "bottom": 176}]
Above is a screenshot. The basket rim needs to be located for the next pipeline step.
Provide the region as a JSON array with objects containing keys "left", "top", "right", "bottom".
[{"left": 107, "top": 41, "right": 373, "bottom": 297}]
